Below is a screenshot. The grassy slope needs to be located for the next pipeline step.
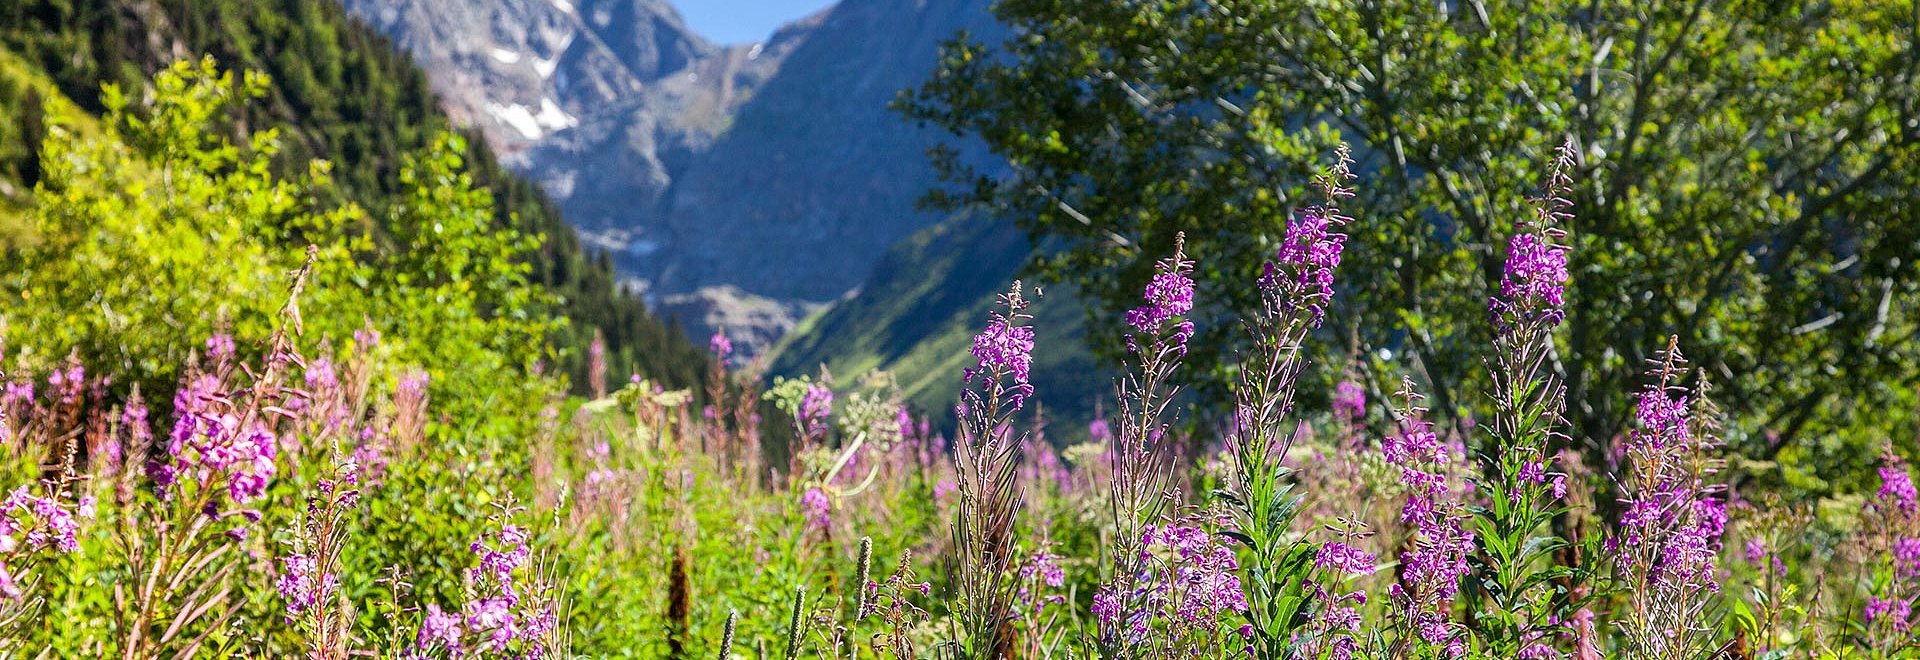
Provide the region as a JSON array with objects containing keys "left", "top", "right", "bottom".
[{"left": 770, "top": 212, "right": 1105, "bottom": 436}]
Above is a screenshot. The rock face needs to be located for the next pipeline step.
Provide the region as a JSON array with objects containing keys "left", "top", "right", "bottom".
[{"left": 341, "top": 0, "right": 998, "bottom": 356}]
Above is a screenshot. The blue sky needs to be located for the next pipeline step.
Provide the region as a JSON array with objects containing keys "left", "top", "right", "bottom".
[{"left": 673, "top": 0, "right": 838, "bottom": 45}]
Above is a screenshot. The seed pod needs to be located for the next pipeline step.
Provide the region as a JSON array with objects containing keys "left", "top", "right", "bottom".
[
  {"left": 783, "top": 586, "right": 807, "bottom": 660},
  {"left": 853, "top": 536, "right": 873, "bottom": 618},
  {"left": 717, "top": 609, "right": 737, "bottom": 660}
]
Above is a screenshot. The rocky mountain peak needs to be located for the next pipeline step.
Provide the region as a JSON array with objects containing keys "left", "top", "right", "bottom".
[{"left": 343, "top": 0, "right": 995, "bottom": 357}]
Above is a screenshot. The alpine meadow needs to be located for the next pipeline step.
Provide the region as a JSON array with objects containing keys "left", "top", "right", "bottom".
[{"left": 3, "top": 1, "right": 1920, "bottom": 658}]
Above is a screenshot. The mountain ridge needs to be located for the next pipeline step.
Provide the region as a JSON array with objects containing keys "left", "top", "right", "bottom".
[{"left": 339, "top": 0, "right": 1001, "bottom": 357}]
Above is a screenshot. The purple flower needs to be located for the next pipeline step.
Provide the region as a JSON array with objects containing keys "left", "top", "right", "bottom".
[
  {"left": 709, "top": 332, "right": 733, "bottom": 359},
  {"left": 1, "top": 486, "right": 87, "bottom": 554},
  {"left": 1088, "top": 417, "right": 1112, "bottom": 443},
  {"left": 163, "top": 380, "right": 279, "bottom": 513},
  {"left": 801, "top": 488, "right": 831, "bottom": 532},
  {"left": 205, "top": 333, "right": 236, "bottom": 364},
  {"left": 1495, "top": 233, "right": 1570, "bottom": 316},
  {"left": 416, "top": 603, "right": 463, "bottom": 652},
  {"left": 397, "top": 370, "right": 430, "bottom": 402},
  {"left": 1518, "top": 461, "right": 1545, "bottom": 484},
  {"left": 305, "top": 359, "right": 338, "bottom": 392},
  {"left": 1879, "top": 463, "right": 1918, "bottom": 516},
  {"left": 1865, "top": 596, "right": 1913, "bottom": 633},
  {"left": 47, "top": 363, "right": 84, "bottom": 406},
  {"left": 276, "top": 553, "right": 337, "bottom": 618},
  {"left": 799, "top": 384, "right": 833, "bottom": 434},
  {"left": 1333, "top": 381, "right": 1365, "bottom": 421},
  {"left": 1895, "top": 537, "right": 1920, "bottom": 579},
  {"left": 0, "top": 565, "right": 17, "bottom": 600},
  {"left": 469, "top": 525, "right": 532, "bottom": 584},
  {"left": 353, "top": 325, "right": 381, "bottom": 349},
  {"left": 1090, "top": 588, "right": 1120, "bottom": 627},
  {"left": 1315, "top": 541, "right": 1377, "bottom": 576},
  {"left": 1518, "top": 642, "right": 1560, "bottom": 659},
  {"left": 967, "top": 317, "right": 1035, "bottom": 409},
  {"left": 1617, "top": 365, "right": 1727, "bottom": 608},
  {"left": 1381, "top": 397, "right": 1474, "bottom": 649},
  {"left": 1, "top": 380, "right": 31, "bottom": 410},
  {"left": 1260, "top": 205, "right": 1349, "bottom": 328},
  {"left": 1490, "top": 143, "right": 1576, "bottom": 333},
  {"left": 1100, "top": 517, "right": 1248, "bottom": 645},
  {"left": 1016, "top": 549, "right": 1069, "bottom": 616},
  {"left": 1126, "top": 240, "right": 1197, "bottom": 349},
  {"left": 1020, "top": 549, "right": 1066, "bottom": 588}
]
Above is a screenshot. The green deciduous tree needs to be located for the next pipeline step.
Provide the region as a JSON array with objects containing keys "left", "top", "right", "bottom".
[{"left": 902, "top": 0, "right": 1920, "bottom": 489}]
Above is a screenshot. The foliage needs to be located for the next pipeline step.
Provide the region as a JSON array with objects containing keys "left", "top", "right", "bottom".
[
  {"left": 900, "top": 0, "right": 1920, "bottom": 494},
  {"left": 0, "top": 0, "right": 710, "bottom": 396}
]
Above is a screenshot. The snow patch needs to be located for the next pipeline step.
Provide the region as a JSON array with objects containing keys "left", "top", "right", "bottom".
[
  {"left": 490, "top": 47, "right": 522, "bottom": 64},
  {"left": 534, "top": 98, "right": 577, "bottom": 131},
  {"left": 484, "top": 98, "right": 576, "bottom": 141},
  {"left": 485, "top": 101, "right": 545, "bottom": 140},
  {"left": 748, "top": 43, "right": 765, "bottom": 60},
  {"left": 551, "top": 0, "right": 575, "bottom": 13},
  {"left": 533, "top": 34, "right": 571, "bottom": 79}
]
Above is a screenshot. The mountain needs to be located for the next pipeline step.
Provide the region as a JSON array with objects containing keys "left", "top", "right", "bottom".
[
  {"left": 339, "top": 0, "right": 716, "bottom": 150},
  {"left": 0, "top": 0, "right": 715, "bottom": 393},
  {"left": 339, "top": 0, "right": 999, "bottom": 356}
]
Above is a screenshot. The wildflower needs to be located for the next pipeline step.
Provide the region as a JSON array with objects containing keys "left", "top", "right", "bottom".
[
  {"left": 469, "top": 525, "right": 532, "bottom": 584},
  {"left": 1382, "top": 381, "right": 1473, "bottom": 650},
  {"left": 276, "top": 553, "right": 337, "bottom": 618},
  {"left": 1614, "top": 341, "right": 1726, "bottom": 656},
  {"left": 1490, "top": 144, "right": 1575, "bottom": 332},
  {"left": 709, "top": 332, "right": 733, "bottom": 359},
  {"left": 1088, "top": 417, "right": 1112, "bottom": 443},
  {"left": 353, "top": 325, "right": 381, "bottom": 349},
  {"left": 1865, "top": 596, "right": 1913, "bottom": 633},
  {"left": 965, "top": 300, "right": 1037, "bottom": 409},
  {"left": 0, "top": 565, "right": 17, "bottom": 600},
  {"left": 1895, "top": 537, "right": 1920, "bottom": 578},
  {"left": 1260, "top": 209, "right": 1348, "bottom": 327},
  {"left": 1126, "top": 239, "right": 1197, "bottom": 348},
  {"left": 1518, "top": 642, "right": 1560, "bottom": 659},
  {"left": 801, "top": 488, "right": 831, "bottom": 532},
  {"left": 1, "top": 380, "right": 30, "bottom": 407},
  {"left": 1314, "top": 541, "right": 1376, "bottom": 575},
  {"left": 0, "top": 484, "right": 90, "bottom": 602},
  {"left": 47, "top": 362, "right": 84, "bottom": 406},
  {"left": 305, "top": 359, "right": 338, "bottom": 392},
  {"left": 1, "top": 485, "right": 87, "bottom": 554},
  {"left": 416, "top": 603, "right": 463, "bottom": 652},
  {"left": 1879, "top": 463, "right": 1918, "bottom": 516},
  {"left": 799, "top": 384, "right": 833, "bottom": 434},
  {"left": 205, "top": 333, "right": 236, "bottom": 364},
  {"left": 1016, "top": 549, "right": 1069, "bottom": 618},
  {"left": 1098, "top": 514, "right": 1248, "bottom": 649},
  {"left": 1333, "top": 380, "right": 1365, "bottom": 421}
]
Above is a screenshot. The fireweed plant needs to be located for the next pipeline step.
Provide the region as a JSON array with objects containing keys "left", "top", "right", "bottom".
[
  {"left": 947, "top": 282, "right": 1038, "bottom": 659},
  {"left": 1465, "top": 140, "right": 1586, "bottom": 656},
  {"left": 1094, "top": 233, "right": 1198, "bottom": 656},
  {"left": 1220, "top": 145, "right": 1362, "bottom": 658},
  {"left": 1609, "top": 338, "right": 1728, "bottom": 657},
  {"left": 1380, "top": 378, "right": 1475, "bottom": 657},
  {"left": 1859, "top": 454, "right": 1920, "bottom": 651}
]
